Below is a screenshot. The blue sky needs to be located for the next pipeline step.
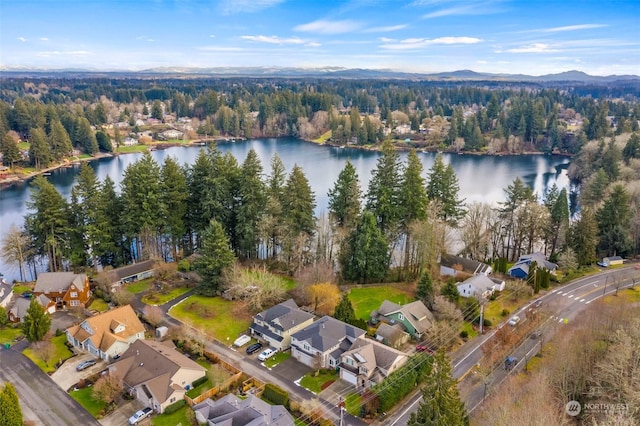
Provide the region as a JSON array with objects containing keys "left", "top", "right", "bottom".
[{"left": 1, "top": 0, "right": 638, "bottom": 75}]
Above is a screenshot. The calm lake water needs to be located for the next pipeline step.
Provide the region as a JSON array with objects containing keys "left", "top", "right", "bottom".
[{"left": 0, "top": 138, "right": 570, "bottom": 281}]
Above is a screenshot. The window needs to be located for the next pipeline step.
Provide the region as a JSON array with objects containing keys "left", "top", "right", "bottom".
[
  {"left": 70, "top": 300, "right": 80, "bottom": 307},
  {"left": 70, "top": 292, "right": 78, "bottom": 298},
  {"left": 304, "top": 343, "right": 310, "bottom": 351},
  {"left": 329, "top": 359, "right": 335, "bottom": 367},
  {"left": 398, "top": 313, "right": 404, "bottom": 321},
  {"left": 170, "top": 397, "right": 175, "bottom": 403},
  {"left": 345, "top": 358, "right": 354, "bottom": 366}
]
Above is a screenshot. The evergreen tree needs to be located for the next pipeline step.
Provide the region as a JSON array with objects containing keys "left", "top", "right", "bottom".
[
  {"left": 262, "top": 154, "right": 287, "bottom": 258},
  {"left": 161, "top": 156, "right": 188, "bottom": 261},
  {"left": 426, "top": 153, "right": 465, "bottom": 225},
  {"left": 340, "top": 211, "right": 389, "bottom": 283},
  {"left": 69, "top": 163, "right": 104, "bottom": 268},
  {"left": 97, "top": 176, "right": 125, "bottom": 267},
  {"left": 333, "top": 292, "right": 356, "bottom": 325},
  {"left": 596, "top": 184, "right": 632, "bottom": 256},
  {"left": 28, "top": 127, "right": 51, "bottom": 169},
  {"left": 236, "top": 149, "right": 267, "bottom": 258},
  {"left": 398, "top": 150, "right": 428, "bottom": 275},
  {"left": 416, "top": 271, "right": 435, "bottom": 310},
  {"left": 194, "top": 219, "right": 235, "bottom": 295},
  {"left": 622, "top": 132, "right": 640, "bottom": 163},
  {"left": 95, "top": 130, "right": 113, "bottom": 152},
  {"left": 569, "top": 208, "right": 599, "bottom": 266},
  {"left": 441, "top": 280, "right": 459, "bottom": 304},
  {"left": 365, "top": 140, "right": 402, "bottom": 237},
  {"left": 408, "top": 350, "right": 469, "bottom": 426},
  {"left": 0, "top": 382, "right": 23, "bottom": 426},
  {"left": 151, "top": 100, "right": 163, "bottom": 120},
  {"left": 327, "top": 159, "right": 361, "bottom": 229},
  {"left": 0, "top": 133, "right": 21, "bottom": 167},
  {"left": 74, "top": 116, "right": 98, "bottom": 154},
  {"left": 48, "top": 119, "right": 72, "bottom": 160},
  {"left": 22, "top": 298, "right": 51, "bottom": 342}
]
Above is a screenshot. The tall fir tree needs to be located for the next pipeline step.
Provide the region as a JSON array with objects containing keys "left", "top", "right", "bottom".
[
  {"left": 426, "top": 153, "right": 466, "bottom": 226},
  {"left": 22, "top": 298, "right": 51, "bottom": 342},
  {"left": 194, "top": 219, "right": 235, "bottom": 296},
  {"left": 408, "top": 350, "right": 469, "bottom": 426},
  {"left": 365, "top": 140, "right": 402, "bottom": 237},
  {"left": 340, "top": 211, "right": 389, "bottom": 284},
  {"left": 328, "top": 159, "right": 362, "bottom": 229},
  {"left": 0, "top": 382, "right": 23, "bottom": 426}
]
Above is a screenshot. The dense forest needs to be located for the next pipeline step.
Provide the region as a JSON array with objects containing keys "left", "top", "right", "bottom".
[{"left": 1, "top": 76, "right": 639, "bottom": 292}]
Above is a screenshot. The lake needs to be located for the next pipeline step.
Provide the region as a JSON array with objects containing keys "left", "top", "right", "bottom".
[{"left": 0, "top": 138, "right": 570, "bottom": 281}]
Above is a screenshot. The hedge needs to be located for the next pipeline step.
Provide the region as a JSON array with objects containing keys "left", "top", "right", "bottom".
[
  {"left": 262, "top": 383, "right": 289, "bottom": 407},
  {"left": 191, "top": 375, "right": 208, "bottom": 388},
  {"left": 163, "top": 399, "right": 186, "bottom": 414}
]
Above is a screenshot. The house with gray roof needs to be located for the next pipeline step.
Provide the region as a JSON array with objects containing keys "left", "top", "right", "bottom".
[
  {"left": 193, "top": 394, "right": 294, "bottom": 426},
  {"left": 508, "top": 252, "right": 557, "bottom": 279},
  {"left": 440, "top": 254, "right": 492, "bottom": 277},
  {"left": 371, "top": 300, "right": 434, "bottom": 340},
  {"left": 110, "top": 260, "right": 157, "bottom": 289},
  {"left": 108, "top": 339, "right": 206, "bottom": 413},
  {"left": 291, "top": 316, "right": 366, "bottom": 370},
  {"left": 250, "top": 299, "right": 315, "bottom": 351},
  {"left": 457, "top": 275, "right": 506, "bottom": 299},
  {"left": 8, "top": 294, "right": 54, "bottom": 322},
  {"left": 339, "top": 337, "right": 408, "bottom": 391},
  {"left": 374, "top": 322, "right": 409, "bottom": 349},
  {"left": 33, "top": 272, "right": 91, "bottom": 310}
]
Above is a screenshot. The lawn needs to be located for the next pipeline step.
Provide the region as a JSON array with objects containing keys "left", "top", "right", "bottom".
[
  {"left": 169, "top": 295, "right": 252, "bottom": 342},
  {"left": 483, "top": 297, "right": 522, "bottom": 325},
  {"left": 151, "top": 405, "right": 195, "bottom": 426},
  {"left": 345, "top": 392, "right": 363, "bottom": 416},
  {"left": 142, "top": 286, "right": 191, "bottom": 305},
  {"left": 264, "top": 351, "right": 291, "bottom": 368},
  {"left": 185, "top": 378, "right": 212, "bottom": 398},
  {"left": 69, "top": 387, "right": 107, "bottom": 418},
  {"left": 125, "top": 277, "right": 154, "bottom": 294},
  {"left": 12, "top": 284, "right": 32, "bottom": 294},
  {"left": 460, "top": 321, "right": 478, "bottom": 339},
  {"left": 23, "top": 334, "right": 74, "bottom": 373},
  {"left": 88, "top": 297, "right": 109, "bottom": 312},
  {"left": 0, "top": 326, "right": 23, "bottom": 346},
  {"left": 18, "top": 142, "right": 30, "bottom": 150},
  {"left": 349, "top": 286, "right": 414, "bottom": 320},
  {"left": 115, "top": 145, "right": 149, "bottom": 153},
  {"left": 299, "top": 370, "right": 338, "bottom": 394},
  {"left": 313, "top": 130, "right": 332, "bottom": 143}
]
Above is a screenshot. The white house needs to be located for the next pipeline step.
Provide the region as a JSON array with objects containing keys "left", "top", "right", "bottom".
[{"left": 457, "top": 275, "right": 506, "bottom": 299}]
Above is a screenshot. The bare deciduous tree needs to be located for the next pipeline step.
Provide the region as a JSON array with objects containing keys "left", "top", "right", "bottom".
[
  {"left": 143, "top": 305, "right": 164, "bottom": 327},
  {"left": 92, "top": 374, "right": 123, "bottom": 404}
]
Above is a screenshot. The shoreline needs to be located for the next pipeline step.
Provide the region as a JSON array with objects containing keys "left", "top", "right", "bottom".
[{"left": 0, "top": 136, "right": 570, "bottom": 186}]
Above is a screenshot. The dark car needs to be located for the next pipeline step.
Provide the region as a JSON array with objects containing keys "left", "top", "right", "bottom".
[
  {"left": 76, "top": 359, "right": 97, "bottom": 371},
  {"left": 246, "top": 342, "right": 263, "bottom": 355},
  {"left": 534, "top": 299, "right": 542, "bottom": 308}
]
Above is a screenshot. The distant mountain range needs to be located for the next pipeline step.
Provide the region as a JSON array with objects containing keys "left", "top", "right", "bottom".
[{"left": 1, "top": 66, "right": 638, "bottom": 82}]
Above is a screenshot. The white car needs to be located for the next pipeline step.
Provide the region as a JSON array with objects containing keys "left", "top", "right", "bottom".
[
  {"left": 128, "top": 407, "right": 152, "bottom": 425},
  {"left": 508, "top": 316, "right": 521, "bottom": 326},
  {"left": 257, "top": 348, "right": 276, "bottom": 361}
]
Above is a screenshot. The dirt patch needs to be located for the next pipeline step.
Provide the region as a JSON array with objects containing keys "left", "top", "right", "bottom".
[{"left": 321, "top": 380, "right": 335, "bottom": 391}]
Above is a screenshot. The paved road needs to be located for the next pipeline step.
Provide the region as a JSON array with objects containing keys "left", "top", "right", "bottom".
[
  {"left": 0, "top": 346, "right": 101, "bottom": 426},
  {"left": 384, "top": 266, "right": 640, "bottom": 426}
]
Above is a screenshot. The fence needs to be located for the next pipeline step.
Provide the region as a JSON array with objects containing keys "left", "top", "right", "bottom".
[{"left": 185, "top": 370, "right": 244, "bottom": 406}]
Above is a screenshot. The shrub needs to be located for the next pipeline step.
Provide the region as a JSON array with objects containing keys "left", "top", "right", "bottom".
[
  {"left": 262, "top": 383, "right": 289, "bottom": 407},
  {"left": 460, "top": 330, "right": 468, "bottom": 339},
  {"left": 178, "top": 259, "right": 191, "bottom": 272},
  {"left": 192, "top": 375, "right": 208, "bottom": 388},
  {"left": 483, "top": 319, "right": 492, "bottom": 327},
  {"left": 500, "top": 309, "right": 510, "bottom": 317},
  {"left": 163, "top": 399, "right": 186, "bottom": 414}
]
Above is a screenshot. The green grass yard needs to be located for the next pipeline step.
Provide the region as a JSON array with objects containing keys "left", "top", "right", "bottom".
[
  {"left": 115, "top": 145, "right": 149, "bottom": 153},
  {"left": 264, "top": 351, "right": 291, "bottom": 368},
  {"left": 142, "top": 286, "right": 191, "bottom": 305},
  {"left": 69, "top": 387, "right": 108, "bottom": 418},
  {"left": 299, "top": 370, "right": 338, "bottom": 394},
  {"left": 483, "top": 297, "right": 523, "bottom": 325},
  {"left": 345, "top": 392, "right": 363, "bottom": 416},
  {"left": 169, "top": 295, "right": 252, "bottom": 342},
  {"left": 88, "top": 297, "right": 109, "bottom": 312},
  {"left": 0, "top": 327, "right": 23, "bottom": 346},
  {"left": 125, "top": 278, "right": 154, "bottom": 294},
  {"left": 348, "top": 286, "right": 414, "bottom": 320},
  {"left": 23, "top": 334, "right": 74, "bottom": 373},
  {"left": 151, "top": 405, "right": 195, "bottom": 426}
]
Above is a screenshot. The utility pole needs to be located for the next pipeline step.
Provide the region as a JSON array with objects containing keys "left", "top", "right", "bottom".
[
  {"left": 603, "top": 276, "right": 608, "bottom": 296},
  {"left": 339, "top": 397, "right": 345, "bottom": 426},
  {"left": 479, "top": 303, "right": 484, "bottom": 334}
]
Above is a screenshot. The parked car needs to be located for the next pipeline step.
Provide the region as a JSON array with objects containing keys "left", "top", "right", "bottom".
[
  {"left": 246, "top": 342, "right": 263, "bottom": 355},
  {"left": 416, "top": 344, "right": 434, "bottom": 354},
  {"left": 257, "top": 348, "right": 276, "bottom": 361},
  {"left": 504, "top": 356, "right": 518, "bottom": 371},
  {"left": 76, "top": 359, "right": 97, "bottom": 371},
  {"left": 128, "top": 407, "right": 153, "bottom": 425},
  {"left": 508, "top": 315, "right": 521, "bottom": 326},
  {"left": 233, "top": 334, "right": 251, "bottom": 347},
  {"left": 533, "top": 299, "right": 542, "bottom": 308}
]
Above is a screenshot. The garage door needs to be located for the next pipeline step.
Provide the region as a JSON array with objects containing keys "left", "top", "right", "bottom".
[{"left": 341, "top": 369, "right": 357, "bottom": 385}]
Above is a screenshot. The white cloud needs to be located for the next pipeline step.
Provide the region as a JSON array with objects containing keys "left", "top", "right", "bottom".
[
  {"left": 36, "top": 50, "right": 91, "bottom": 57},
  {"left": 363, "top": 24, "right": 408, "bottom": 33},
  {"left": 17, "top": 37, "right": 27, "bottom": 42},
  {"left": 421, "top": 1, "right": 505, "bottom": 19},
  {"left": 379, "top": 37, "right": 396, "bottom": 43},
  {"left": 294, "top": 19, "right": 362, "bottom": 35},
  {"left": 209, "top": 35, "right": 215, "bottom": 38},
  {"left": 39, "top": 37, "right": 48, "bottom": 41},
  {"left": 507, "top": 43, "right": 558, "bottom": 53},
  {"left": 241, "top": 35, "right": 306, "bottom": 45},
  {"left": 380, "top": 36, "right": 482, "bottom": 50},
  {"left": 221, "top": 0, "right": 283, "bottom": 15},
  {"left": 306, "top": 42, "right": 321, "bottom": 47},
  {"left": 539, "top": 24, "right": 607, "bottom": 33}
]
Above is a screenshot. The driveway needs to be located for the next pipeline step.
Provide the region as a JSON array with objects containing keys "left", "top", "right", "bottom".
[
  {"left": 271, "top": 356, "right": 312, "bottom": 382},
  {"left": 50, "top": 351, "right": 107, "bottom": 391},
  {"left": 0, "top": 346, "right": 100, "bottom": 426},
  {"left": 99, "top": 399, "right": 145, "bottom": 426},
  {"left": 49, "top": 310, "right": 81, "bottom": 334}
]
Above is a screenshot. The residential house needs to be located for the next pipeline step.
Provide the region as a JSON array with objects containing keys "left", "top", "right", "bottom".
[
  {"left": 193, "top": 394, "right": 294, "bottom": 426},
  {"left": 33, "top": 272, "right": 91, "bottom": 311},
  {"left": 8, "top": 295, "right": 52, "bottom": 322},
  {"left": 371, "top": 300, "right": 434, "bottom": 340},
  {"left": 160, "top": 129, "right": 184, "bottom": 140},
  {"left": 374, "top": 323, "right": 409, "bottom": 349},
  {"left": 599, "top": 256, "right": 624, "bottom": 267},
  {"left": 108, "top": 339, "right": 206, "bottom": 413},
  {"left": 250, "top": 299, "right": 315, "bottom": 351},
  {"left": 110, "top": 260, "right": 157, "bottom": 290},
  {"left": 0, "top": 279, "right": 14, "bottom": 308},
  {"left": 66, "top": 305, "right": 146, "bottom": 361},
  {"left": 508, "top": 252, "right": 557, "bottom": 279},
  {"left": 457, "top": 275, "right": 506, "bottom": 299},
  {"left": 122, "top": 137, "right": 138, "bottom": 146},
  {"left": 291, "top": 316, "right": 366, "bottom": 370},
  {"left": 339, "top": 337, "right": 408, "bottom": 391},
  {"left": 439, "top": 254, "right": 492, "bottom": 277}
]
